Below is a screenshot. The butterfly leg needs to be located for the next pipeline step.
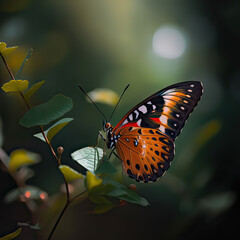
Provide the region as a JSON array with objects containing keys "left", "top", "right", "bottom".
[
  {"left": 108, "top": 148, "right": 115, "bottom": 159},
  {"left": 94, "top": 131, "right": 106, "bottom": 148},
  {"left": 98, "top": 131, "right": 106, "bottom": 141}
]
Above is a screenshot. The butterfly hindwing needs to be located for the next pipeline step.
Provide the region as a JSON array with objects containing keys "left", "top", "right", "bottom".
[
  {"left": 115, "top": 127, "right": 175, "bottom": 182},
  {"left": 113, "top": 81, "right": 203, "bottom": 140}
]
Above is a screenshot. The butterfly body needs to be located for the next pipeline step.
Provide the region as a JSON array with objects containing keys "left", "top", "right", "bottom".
[{"left": 103, "top": 81, "right": 203, "bottom": 183}]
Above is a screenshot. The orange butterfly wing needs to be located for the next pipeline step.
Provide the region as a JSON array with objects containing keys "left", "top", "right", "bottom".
[{"left": 115, "top": 127, "right": 175, "bottom": 182}]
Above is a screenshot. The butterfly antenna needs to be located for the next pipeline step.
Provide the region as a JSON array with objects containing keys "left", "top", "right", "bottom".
[
  {"left": 109, "top": 84, "right": 130, "bottom": 122},
  {"left": 78, "top": 85, "right": 107, "bottom": 121}
]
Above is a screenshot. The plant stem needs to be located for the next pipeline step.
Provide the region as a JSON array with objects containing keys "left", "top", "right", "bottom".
[
  {"left": 1, "top": 49, "right": 75, "bottom": 239},
  {"left": 48, "top": 190, "right": 88, "bottom": 240},
  {"left": 47, "top": 201, "right": 69, "bottom": 240},
  {"left": 0, "top": 52, "right": 70, "bottom": 232},
  {"left": 0, "top": 52, "right": 15, "bottom": 80},
  {"left": 70, "top": 190, "right": 88, "bottom": 203}
]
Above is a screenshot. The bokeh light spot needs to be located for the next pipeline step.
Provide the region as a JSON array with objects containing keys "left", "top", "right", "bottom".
[
  {"left": 40, "top": 192, "right": 46, "bottom": 200},
  {"left": 24, "top": 191, "right": 31, "bottom": 199},
  {"left": 152, "top": 25, "right": 187, "bottom": 59}
]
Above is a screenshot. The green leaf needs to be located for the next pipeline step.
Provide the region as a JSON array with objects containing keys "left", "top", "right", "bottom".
[
  {"left": 23, "top": 80, "right": 45, "bottom": 101},
  {"left": 95, "top": 155, "right": 117, "bottom": 174},
  {"left": 93, "top": 203, "right": 115, "bottom": 214},
  {"left": 16, "top": 48, "right": 33, "bottom": 79},
  {"left": 116, "top": 193, "right": 149, "bottom": 207},
  {"left": 59, "top": 165, "right": 84, "bottom": 182},
  {"left": 0, "top": 228, "right": 21, "bottom": 240},
  {"left": 19, "top": 94, "right": 73, "bottom": 128},
  {"left": 71, "top": 147, "right": 103, "bottom": 173},
  {"left": 105, "top": 188, "right": 126, "bottom": 197},
  {"left": 1, "top": 80, "right": 29, "bottom": 93},
  {"left": 88, "top": 184, "right": 113, "bottom": 205},
  {"left": 8, "top": 149, "right": 41, "bottom": 172},
  {"left": 103, "top": 178, "right": 149, "bottom": 207},
  {"left": 88, "top": 176, "right": 149, "bottom": 207},
  {"left": 34, "top": 118, "right": 73, "bottom": 143}
]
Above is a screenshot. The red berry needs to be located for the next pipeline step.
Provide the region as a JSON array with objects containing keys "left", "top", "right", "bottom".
[{"left": 128, "top": 184, "right": 137, "bottom": 191}]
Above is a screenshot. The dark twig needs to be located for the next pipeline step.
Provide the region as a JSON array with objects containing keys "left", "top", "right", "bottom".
[{"left": 0, "top": 52, "right": 73, "bottom": 238}]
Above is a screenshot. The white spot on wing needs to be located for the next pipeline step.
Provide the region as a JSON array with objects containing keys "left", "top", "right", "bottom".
[
  {"left": 122, "top": 119, "right": 128, "bottom": 126},
  {"left": 138, "top": 105, "right": 147, "bottom": 114},
  {"left": 188, "top": 89, "right": 193, "bottom": 92},
  {"left": 159, "top": 125, "right": 165, "bottom": 133},
  {"left": 152, "top": 105, "right": 156, "bottom": 110},
  {"left": 190, "top": 84, "right": 194, "bottom": 87},
  {"left": 129, "top": 114, "right": 133, "bottom": 121},
  {"left": 136, "top": 119, "right": 142, "bottom": 126},
  {"left": 163, "top": 89, "right": 175, "bottom": 95},
  {"left": 164, "top": 99, "right": 173, "bottom": 105},
  {"left": 159, "top": 115, "right": 168, "bottom": 124},
  {"left": 147, "top": 101, "right": 152, "bottom": 104},
  {"left": 134, "top": 110, "right": 139, "bottom": 118}
]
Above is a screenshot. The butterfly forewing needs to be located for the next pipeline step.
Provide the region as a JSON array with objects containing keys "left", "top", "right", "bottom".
[
  {"left": 115, "top": 127, "right": 175, "bottom": 182},
  {"left": 113, "top": 81, "right": 203, "bottom": 140}
]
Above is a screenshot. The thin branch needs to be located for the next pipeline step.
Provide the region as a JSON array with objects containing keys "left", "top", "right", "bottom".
[
  {"left": 0, "top": 52, "right": 15, "bottom": 80},
  {"left": 1, "top": 50, "right": 74, "bottom": 239},
  {"left": 47, "top": 201, "right": 69, "bottom": 240},
  {"left": 70, "top": 190, "right": 88, "bottom": 203},
  {"left": 48, "top": 190, "right": 88, "bottom": 240}
]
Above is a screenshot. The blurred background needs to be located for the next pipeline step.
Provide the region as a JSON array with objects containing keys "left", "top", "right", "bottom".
[{"left": 0, "top": 0, "right": 240, "bottom": 239}]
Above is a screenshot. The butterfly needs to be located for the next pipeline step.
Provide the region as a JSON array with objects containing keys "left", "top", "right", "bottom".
[{"left": 102, "top": 81, "right": 203, "bottom": 183}]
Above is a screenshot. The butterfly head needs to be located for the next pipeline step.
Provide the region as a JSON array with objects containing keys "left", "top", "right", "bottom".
[
  {"left": 103, "top": 121, "right": 117, "bottom": 149},
  {"left": 103, "top": 121, "right": 113, "bottom": 132}
]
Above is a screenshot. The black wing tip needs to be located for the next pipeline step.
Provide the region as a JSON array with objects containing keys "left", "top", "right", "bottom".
[{"left": 128, "top": 170, "right": 166, "bottom": 183}]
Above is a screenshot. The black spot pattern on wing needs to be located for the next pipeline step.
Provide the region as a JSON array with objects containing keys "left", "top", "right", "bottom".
[{"left": 117, "top": 81, "right": 202, "bottom": 141}]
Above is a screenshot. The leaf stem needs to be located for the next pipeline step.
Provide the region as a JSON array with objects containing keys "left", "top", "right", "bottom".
[{"left": 0, "top": 52, "right": 15, "bottom": 80}]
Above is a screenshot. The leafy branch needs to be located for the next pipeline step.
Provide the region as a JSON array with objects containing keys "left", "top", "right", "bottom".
[{"left": 0, "top": 42, "right": 149, "bottom": 240}]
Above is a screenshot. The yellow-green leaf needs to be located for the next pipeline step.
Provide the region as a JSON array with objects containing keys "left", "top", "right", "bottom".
[
  {"left": 93, "top": 203, "right": 115, "bottom": 214},
  {"left": 87, "top": 88, "right": 119, "bottom": 106},
  {"left": 8, "top": 149, "right": 40, "bottom": 172},
  {"left": 0, "top": 42, "right": 18, "bottom": 55},
  {"left": 86, "top": 171, "right": 102, "bottom": 190},
  {"left": 34, "top": 118, "right": 73, "bottom": 143},
  {"left": 2, "top": 46, "right": 19, "bottom": 56},
  {"left": 0, "top": 228, "right": 21, "bottom": 240},
  {"left": 23, "top": 80, "right": 45, "bottom": 101},
  {"left": 1, "top": 80, "right": 29, "bottom": 93},
  {"left": 59, "top": 165, "right": 84, "bottom": 182},
  {"left": 0, "top": 42, "right": 7, "bottom": 52}
]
